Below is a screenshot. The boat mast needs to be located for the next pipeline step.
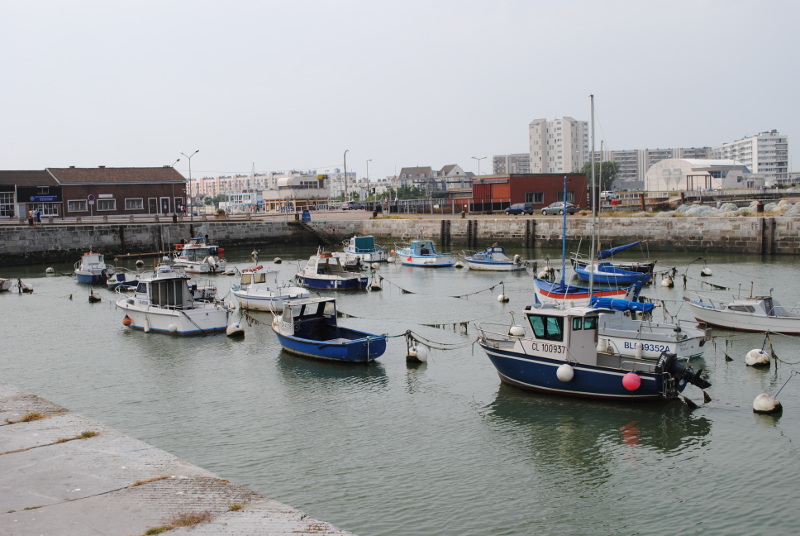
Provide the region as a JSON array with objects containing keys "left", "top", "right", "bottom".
[
  {"left": 560, "top": 174, "right": 567, "bottom": 285},
  {"left": 589, "top": 94, "right": 596, "bottom": 296}
]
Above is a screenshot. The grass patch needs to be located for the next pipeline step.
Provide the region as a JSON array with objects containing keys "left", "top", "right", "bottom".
[
  {"left": 130, "top": 476, "right": 170, "bottom": 487},
  {"left": 80, "top": 430, "right": 98, "bottom": 438},
  {"left": 170, "top": 510, "right": 213, "bottom": 527},
  {"left": 143, "top": 526, "right": 172, "bottom": 535},
  {"left": 228, "top": 503, "right": 244, "bottom": 511},
  {"left": 5, "top": 412, "right": 48, "bottom": 424}
]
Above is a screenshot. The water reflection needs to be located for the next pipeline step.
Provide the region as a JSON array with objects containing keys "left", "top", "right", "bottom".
[{"left": 276, "top": 350, "right": 389, "bottom": 391}]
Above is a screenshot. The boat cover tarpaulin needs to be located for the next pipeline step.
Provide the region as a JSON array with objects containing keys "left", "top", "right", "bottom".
[
  {"left": 597, "top": 241, "right": 642, "bottom": 260},
  {"left": 589, "top": 296, "right": 655, "bottom": 313}
]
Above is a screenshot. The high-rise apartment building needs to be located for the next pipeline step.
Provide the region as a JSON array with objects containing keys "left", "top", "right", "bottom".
[
  {"left": 528, "top": 117, "right": 589, "bottom": 173},
  {"left": 712, "top": 130, "right": 789, "bottom": 182},
  {"left": 492, "top": 153, "right": 530, "bottom": 174}
]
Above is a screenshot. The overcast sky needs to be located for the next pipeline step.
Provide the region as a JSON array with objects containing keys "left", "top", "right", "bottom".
[{"left": 2, "top": 0, "right": 797, "bottom": 181}]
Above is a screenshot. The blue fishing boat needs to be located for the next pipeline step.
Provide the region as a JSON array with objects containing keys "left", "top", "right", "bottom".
[
  {"left": 476, "top": 302, "right": 711, "bottom": 401},
  {"left": 396, "top": 239, "right": 455, "bottom": 267},
  {"left": 271, "top": 297, "right": 387, "bottom": 363},
  {"left": 295, "top": 249, "right": 368, "bottom": 290},
  {"left": 74, "top": 250, "right": 115, "bottom": 284},
  {"left": 573, "top": 261, "right": 652, "bottom": 285}
]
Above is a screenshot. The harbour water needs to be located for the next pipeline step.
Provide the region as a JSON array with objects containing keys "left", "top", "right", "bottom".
[{"left": 2, "top": 246, "right": 800, "bottom": 535}]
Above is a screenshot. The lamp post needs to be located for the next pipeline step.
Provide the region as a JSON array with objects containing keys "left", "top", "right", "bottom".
[
  {"left": 170, "top": 157, "right": 180, "bottom": 217},
  {"left": 343, "top": 149, "right": 349, "bottom": 201},
  {"left": 471, "top": 156, "right": 487, "bottom": 176},
  {"left": 181, "top": 149, "right": 199, "bottom": 221},
  {"left": 366, "top": 158, "right": 372, "bottom": 198}
]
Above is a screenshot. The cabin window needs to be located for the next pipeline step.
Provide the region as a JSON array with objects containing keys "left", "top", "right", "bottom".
[
  {"left": 528, "top": 315, "right": 564, "bottom": 342},
  {"left": 254, "top": 272, "right": 266, "bottom": 284},
  {"left": 583, "top": 317, "right": 597, "bottom": 330},
  {"left": 573, "top": 318, "right": 583, "bottom": 330},
  {"left": 729, "top": 305, "right": 755, "bottom": 313}
]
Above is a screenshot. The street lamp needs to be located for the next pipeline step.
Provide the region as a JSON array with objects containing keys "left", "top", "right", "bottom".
[
  {"left": 366, "top": 159, "right": 372, "bottom": 181},
  {"left": 343, "top": 149, "right": 349, "bottom": 201},
  {"left": 170, "top": 158, "right": 180, "bottom": 216},
  {"left": 180, "top": 149, "right": 199, "bottom": 221},
  {"left": 471, "top": 156, "right": 487, "bottom": 176}
]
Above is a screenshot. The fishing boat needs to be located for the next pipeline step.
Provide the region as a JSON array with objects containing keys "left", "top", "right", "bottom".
[
  {"left": 106, "top": 268, "right": 139, "bottom": 290},
  {"left": 271, "top": 296, "right": 387, "bottom": 363},
  {"left": 340, "top": 235, "right": 389, "bottom": 263},
  {"left": 294, "top": 249, "right": 368, "bottom": 290},
  {"left": 396, "top": 239, "right": 455, "bottom": 267},
  {"left": 0, "top": 278, "right": 12, "bottom": 292},
  {"left": 591, "top": 297, "right": 707, "bottom": 361},
  {"left": 173, "top": 237, "right": 227, "bottom": 274},
  {"left": 476, "top": 302, "right": 711, "bottom": 400},
  {"left": 571, "top": 241, "right": 656, "bottom": 274},
  {"left": 74, "top": 250, "right": 115, "bottom": 284},
  {"left": 116, "top": 263, "right": 232, "bottom": 335},
  {"left": 687, "top": 289, "right": 800, "bottom": 334},
  {"left": 464, "top": 245, "right": 526, "bottom": 271},
  {"left": 573, "top": 261, "right": 652, "bottom": 285},
  {"left": 232, "top": 264, "right": 310, "bottom": 311}
]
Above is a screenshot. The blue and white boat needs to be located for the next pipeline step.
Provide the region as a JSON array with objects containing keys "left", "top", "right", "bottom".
[
  {"left": 294, "top": 250, "right": 368, "bottom": 290},
  {"left": 534, "top": 278, "right": 633, "bottom": 306},
  {"left": 271, "top": 296, "right": 387, "bottom": 363},
  {"left": 465, "top": 245, "right": 526, "bottom": 271},
  {"left": 340, "top": 235, "right": 389, "bottom": 263},
  {"left": 106, "top": 268, "right": 139, "bottom": 290},
  {"left": 573, "top": 261, "right": 652, "bottom": 285},
  {"left": 74, "top": 250, "right": 115, "bottom": 284},
  {"left": 396, "top": 239, "right": 455, "bottom": 267},
  {"left": 476, "top": 302, "right": 711, "bottom": 401},
  {"left": 232, "top": 264, "right": 310, "bottom": 311}
]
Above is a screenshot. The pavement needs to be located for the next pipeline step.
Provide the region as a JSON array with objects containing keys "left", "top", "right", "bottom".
[{"left": 0, "top": 381, "right": 354, "bottom": 536}]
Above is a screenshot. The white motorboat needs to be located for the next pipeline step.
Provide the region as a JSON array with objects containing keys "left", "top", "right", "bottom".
[
  {"left": 396, "top": 239, "right": 455, "bottom": 267},
  {"left": 232, "top": 265, "right": 310, "bottom": 311},
  {"left": 116, "top": 263, "right": 232, "bottom": 336},
  {"left": 688, "top": 290, "right": 800, "bottom": 334},
  {"left": 173, "top": 237, "right": 227, "bottom": 274}
]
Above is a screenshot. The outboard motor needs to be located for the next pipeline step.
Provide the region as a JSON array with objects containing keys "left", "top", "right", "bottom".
[{"left": 656, "top": 351, "right": 712, "bottom": 392}]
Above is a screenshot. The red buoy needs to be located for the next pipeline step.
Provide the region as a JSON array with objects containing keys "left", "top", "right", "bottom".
[{"left": 122, "top": 315, "right": 132, "bottom": 327}]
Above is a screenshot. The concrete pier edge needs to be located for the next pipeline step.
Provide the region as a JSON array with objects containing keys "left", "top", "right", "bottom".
[{"left": 0, "top": 381, "right": 354, "bottom": 536}]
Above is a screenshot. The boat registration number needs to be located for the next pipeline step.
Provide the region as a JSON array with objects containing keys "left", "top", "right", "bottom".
[
  {"left": 531, "top": 342, "right": 565, "bottom": 354},
  {"left": 624, "top": 342, "right": 672, "bottom": 353}
]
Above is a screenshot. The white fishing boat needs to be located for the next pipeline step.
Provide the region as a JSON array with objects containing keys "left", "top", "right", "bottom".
[
  {"left": 173, "top": 237, "right": 227, "bottom": 274},
  {"left": 339, "top": 235, "right": 389, "bottom": 263},
  {"left": 116, "top": 263, "right": 232, "bottom": 336},
  {"left": 464, "top": 245, "right": 526, "bottom": 271},
  {"left": 396, "top": 239, "right": 455, "bottom": 267},
  {"left": 74, "top": 250, "right": 115, "bottom": 284},
  {"left": 232, "top": 265, "right": 310, "bottom": 311},
  {"left": 688, "top": 288, "right": 800, "bottom": 334},
  {"left": 0, "top": 278, "right": 12, "bottom": 292}
]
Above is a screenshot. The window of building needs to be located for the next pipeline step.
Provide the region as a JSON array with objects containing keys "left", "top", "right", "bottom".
[
  {"left": 37, "top": 186, "right": 50, "bottom": 195},
  {"left": 526, "top": 192, "right": 544, "bottom": 204},
  {"left": 68, "top": 199, "right": 88, "bottom": 212},
  {"left": 97, "top": 199, "right": 116, "bottom": 211},
  {"left": 125, "top": 198, "right": 144, "bottom": 210},
  {"left": 0, "top": 192, "right": 13, "bottom": 216}
]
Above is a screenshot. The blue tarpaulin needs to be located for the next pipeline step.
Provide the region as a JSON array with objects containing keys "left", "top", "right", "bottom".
[
  {"left": 597, "top": 241, "right": 642, "bottom": 260},
  {"left": 589, "top": 296, "right": 655, "bottom": 313}
]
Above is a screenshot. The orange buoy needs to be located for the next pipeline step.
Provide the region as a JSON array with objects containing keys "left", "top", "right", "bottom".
[
  {"left": 175, "top": 243, "right": 183, "bottom": 250},
  {"left": 122, "top": 315, "right": 132, "bottom": 327}
]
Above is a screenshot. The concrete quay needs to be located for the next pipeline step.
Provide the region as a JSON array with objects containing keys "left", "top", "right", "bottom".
[{"left": 0, "top": 382, "right": 354, "bottom": 536}]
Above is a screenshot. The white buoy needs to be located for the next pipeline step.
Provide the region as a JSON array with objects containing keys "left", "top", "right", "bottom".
[
  {"left": 226, "top": 323, "right": 245, "bottom": 338},
  {"left": 45, "top": 267, "right": 55, "bottom": 275},
  {"left": 371, "top": 262, "right": 380, "bottom": 270},
  {"left": 508, "top": 325, "right": 525, "bottom": 337},
  {"left": 455, "top": 261, "right": 464, "bottom": 269},
  {"left": 135, "top": 259, "right": 144, "bottom": 267},
  {"left": 700, "top": 267, "right": 712, "bottom": 277},
  {"left": 369, "top": 281, "right": 382, "bottom": 291},
  {"left": 407, "top": 345, "right": 428, "bottom": 363},
  {"left": 274, "top": 257, "right": 282, "bottom": 264},
  {"left": 661, "top": 276, "right": 674, "bottom": 287},
  {"left": 753, "top": 393, "right": 782, "bottom": 414},
  {"left": 497, "top": 293, "right": 509, "bottom": 302},
  {"left": 557, "top": 364, "right": 574, "bottom": 382},
  {"left": 168, "top": 323, "right": 178, "bottom": 333},
  {"left": 635, "top": 342, "right": 643, "bottom": 360},
  {"left": 143, "top": 319, "right": 150, "bottom": 333},
  {"left": 746, "top": 349, "right": 770, "bottom": 367}
]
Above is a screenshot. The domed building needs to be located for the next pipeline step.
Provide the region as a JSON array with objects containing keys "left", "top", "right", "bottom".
[{"left": 644, "top": 158, "right": 759, "bottom": 192}]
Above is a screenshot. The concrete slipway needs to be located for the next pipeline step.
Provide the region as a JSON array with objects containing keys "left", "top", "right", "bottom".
[{"left": 0, "top": 382, "right": 353, "bottom": 536}]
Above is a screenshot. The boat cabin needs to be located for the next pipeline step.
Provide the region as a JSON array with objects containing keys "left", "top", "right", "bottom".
[
  {"left": 279, "top": 297, "right": 337, "bottom": 339},
  {"left": 308, "top": 252, "right": 352, "bottom": 275},
  {"left": 348, "top": 235, "right": 378, "bottom": 253},
  {"left": 409, "top": 240, "right": 437, "bottom": 256},
  {"left": 523, "top": 304, "right": 601, "bottom": 366},
  {"left": 239, "top": 267, "right": 278, "bottom": 288},
  {"left": 134, "top": 267, "right": 194, "bottom": 310}
]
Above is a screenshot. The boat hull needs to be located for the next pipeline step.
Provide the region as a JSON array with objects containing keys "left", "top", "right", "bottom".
[
  {"left": 116, "top": 299, "right": 230, "bottom": 335},
  {"left": 273, "top": 326, "right": 387, "bottom": 363},
  {"left": 295, "top": 275, "right": 368, "bottom": 290},
  {"left": 75, "top": 271, "right": 106, "bottom": 284},
  {"left": 400, "top": 255, "right": 455, "bottom": 267},
  {"left": 534, "top": 278, "right": 631, "bottom": 306},
  {"left": 478, "top": 339, "right": 677, "bottom": 401},
  {"left": 233, "top": 288, "right": 309, "bottom": 312},
  {"left": 465, "top": 260, "right": 525, "bottom": 271}
]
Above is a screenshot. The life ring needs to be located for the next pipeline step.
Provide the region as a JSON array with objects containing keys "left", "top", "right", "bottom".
[
  {"left": 175, "top": 243, "right": 184, "bottom": 250},
  {"left": 320, "top": 252, "right": 332, "bottom": 258}
]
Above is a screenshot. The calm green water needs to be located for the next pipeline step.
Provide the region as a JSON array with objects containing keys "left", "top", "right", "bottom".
[{"left": 2, "top": 246, "right": 800, "bottom": 535}]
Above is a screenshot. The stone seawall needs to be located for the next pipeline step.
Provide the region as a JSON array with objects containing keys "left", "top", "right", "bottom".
[{"left": 1, "top": 215, "right": 799, "bottom": 265}]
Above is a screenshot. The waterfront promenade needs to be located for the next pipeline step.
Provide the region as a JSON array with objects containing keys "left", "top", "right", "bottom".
[{"left": 0, "top": 381, "right": 353, "bottom": 536}]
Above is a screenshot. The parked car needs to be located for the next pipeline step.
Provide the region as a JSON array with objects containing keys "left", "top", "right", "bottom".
[
  {"left": 504, "top": 203, "right": 534, "bottom": 215},
  {"left": 600, "top": 191, "right": 618, "bottom": 200},
  {"left": 541, "top": 201, "right": 577, "bottom": 215},
  {"left": 341, "top": 201, "right": 364, "bottom": 210}
]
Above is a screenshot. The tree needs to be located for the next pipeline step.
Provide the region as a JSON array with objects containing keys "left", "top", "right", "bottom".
[{"left": 579, "top": 161, "right": 619, "bottom": 192}]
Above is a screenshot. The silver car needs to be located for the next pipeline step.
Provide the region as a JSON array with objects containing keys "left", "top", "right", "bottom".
[{"left": 541, "top": 201, "right": 577, "bottom": 215}]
